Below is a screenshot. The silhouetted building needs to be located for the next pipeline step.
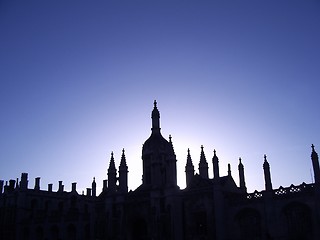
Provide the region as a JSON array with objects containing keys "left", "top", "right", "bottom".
[{"left": 1, "top": 101, "right": 319, "bottom": 240}]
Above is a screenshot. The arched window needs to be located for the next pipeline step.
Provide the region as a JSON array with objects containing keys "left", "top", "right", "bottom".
[
  {"left": 84, "top": 224, "right": 90, "bottom": 240},
  {"left": 22, "top": 227, "right": 29, "bottom": 240},
  {"left": 236, "top": 208, "right": 261, "bottom": 240},
  {"left": 44, "top": 200, "right": 51, "bottom": 213},
  {"left": 131, "top": 217, "right": 148, "bottom": 240},
  {"left": 283, "top": 202, "right": 312, "bottom": 240},
  {"left": 31, "top": 199, "right": 38, "bottom": 210},
  {"left": 193, "top": 211, "right": 207, "bottom": 237},
  {"left": 35, "top": 226, "right": 43, "bottom": 240},
  {"left": 84, "top": 203, "right": 88, "bottom": 213},
  {"left": 58, "top": 201, "right": 63, "bottom": 212},
  {"left": 70, "top": 196, "right": 77, "bottom": 208},
  {"left": 50, "top": 225, "right": 59, "bottom": 240},
  {"left": 30, "top": 199, "right": 38, "bottom": 219},
  {"left": 67, "top": 224, "right": 77, "bottom": 240}
]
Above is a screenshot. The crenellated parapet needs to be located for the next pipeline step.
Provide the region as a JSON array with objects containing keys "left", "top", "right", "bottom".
[
  {"left": 0, "top": 172, "right": 96, "bottom": 198},
  {"left": 245, "top": 182, "right": 315, "bottom": 201}
]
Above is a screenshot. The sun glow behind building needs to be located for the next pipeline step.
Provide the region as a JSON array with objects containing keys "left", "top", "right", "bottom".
[{"left": 1, "top": 1, "right": 320, "bottom": 195}]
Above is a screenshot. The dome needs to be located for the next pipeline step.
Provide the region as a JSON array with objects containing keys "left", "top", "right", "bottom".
[{"left": 142, "top": 100, "right": 174, "bottom": 156}]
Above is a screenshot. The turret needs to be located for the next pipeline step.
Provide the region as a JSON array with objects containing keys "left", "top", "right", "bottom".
[
  {"left": 167, "top": 135, "right": 178, "bottom": 187},
  {"left": 185, "top": 148, "right": 195, "bottom": 187},
  {"left": 212, "top": 149, "right": 220, "bottom": 179},
  {"left": 311, "top": 144, "right": 320, "bottom": 184},
  {"left": 108, "top": 152, "right": 117, "bottom": 192},
  {"left": 119, "top": 149, "right": 128, "bottom": 193},
  {"left": 238, "top": 158, "right": 246, "bottom": 191},
  {"left": 92, "top": 177, "right": 96, "bottom": 197},
  {"left": 263, "top": 154, "right": 273, "bottom": 191},
  {"left": 199, "top": 145, "right": 209, "bottom": 179},
  {"left": 227, "top": 163, "right": 231, "bottom": 176}
]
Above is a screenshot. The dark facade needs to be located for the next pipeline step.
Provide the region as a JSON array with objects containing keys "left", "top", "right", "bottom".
[{"left": 1, "top": 101, "right": 319, "bottom": 240}]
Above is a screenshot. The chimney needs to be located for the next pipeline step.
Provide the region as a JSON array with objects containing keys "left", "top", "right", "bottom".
[
  {"left": 86, "top": 188, "right": 91, "bottom": 196},
  {"left": 9, "top": 179, "right": 15, "bottom": 191},
  {"left": 48, "top": 183, "right": 53, "bottom": 192},
  {"left": 72, "top": 182, "right": 77, "bottom": 192},
  {"left": 34, "top": 177, "right": 40, "bottom": 190},
  {"left": 20, "top": 173, "right": 28, "bottom": 190},
  {"left": 0, "top": 180, "right": 3, "bottom": 194},
  {"left": 58, "top": 181, "right": 64, "bottom": 192}
]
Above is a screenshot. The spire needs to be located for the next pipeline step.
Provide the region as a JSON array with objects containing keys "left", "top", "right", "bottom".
[
  {"left": 185, "top": 148, "right": 195, "bottom": 187},
  {"left": 151, "top": 100, "right": 161, "bottom": 134},
  {"left": 109, "top": 152, "right": 116, "bottom": 170},
  {"left": 108, "top": 152, "right": 117, "bottom": 192},
  {"left": 238, "top": 157, "right": 246, "bottom": 191},
  {"left": 311, "top": 144, "right": 320, "bottom": 184},
  {"left": 212, "top": 149, "right": 220, "bottom": 179},
  {"left": 199, "top": 145, "right": 209, "bottom": 179},
  {"left": 227, "top": 163, "right": 231, "bottom": 176},
  {"left": 186, "top": 148, "right": 193, "bottom": 167},
  {"left": 263, "top": 154, "right": 273, "bottom": 191},
  {"left": 120, "top": 148, "right": 127, "bottom": 168},
  {"left": 92, "top": 177, "right": 96, "bottom": 197},
  {"left": 119, "top": 148, "right": 128, "bottom": 193}
]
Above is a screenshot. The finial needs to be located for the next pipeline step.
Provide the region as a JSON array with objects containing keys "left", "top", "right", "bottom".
[
  {"left": 187, "top": 148, "right": 190, "bottom": 155},
  {"left": 264, "top": 154, "right": 267, "bottom": 161},
  {"left": 169, "top": 134, "right": 172, "bottom": 142},
  {"left": 312, "top": 144, "right": 315, "bottom": 152},
  {"left": 122, "top": 148, "right": 125, "bottom": 155},
  {"left": 201, "top": 145, "right": 204, "bottom": 151},
  {"left": 228, "top": 163, "right": 231, "bottom": 176},
  {"left": 239, "top": 157, "right": 242, "bottom": 163},
  {"left": 213, "top": 149, "right": 216, "bottom": 156},
  {"left": 154, "top": 100, "right": 157, "bottom": 108},
  {"left": 109, "top": 151, "right": 116, "bottom": 169},
  {"left": 93, "top": 177, "right": 95, "bottom": 181}
]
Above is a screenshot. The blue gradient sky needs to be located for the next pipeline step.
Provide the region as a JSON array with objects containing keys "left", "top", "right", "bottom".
[{"left": 1, "top": 0, "right": 320, "bottom": 194}]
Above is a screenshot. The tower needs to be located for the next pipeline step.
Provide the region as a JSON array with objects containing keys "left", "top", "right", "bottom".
[
  {"left": 185, "top": 148, "right": 195, "bottom": 187},
  {"left": 311, "top": 144, "right": 320, "bottom": 184},
  {"left": 263, "top": 154, "right": 273, "bottom": 191},
  {"left": 238, "top": 158, "right": 246, "bottom": 191},
  {"left": 212, "top": 149, "right": 220, "bottom": 179},
  {"left": 92, "top": 177, "right": 96, "bottom": 197},
  {"left": 141, "top": 100, "right": 177, "bottom": 188},
  {"left": 119, "top": 148, "right": 128, "bottom": 193}
]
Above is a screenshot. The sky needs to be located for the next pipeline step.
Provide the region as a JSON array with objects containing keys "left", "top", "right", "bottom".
[{"left": 1, "top": 0, "right": 320, "bottom": 194}]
